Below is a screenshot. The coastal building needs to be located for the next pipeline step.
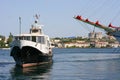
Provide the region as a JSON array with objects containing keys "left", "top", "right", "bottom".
[
  {"left": 50, "top": 39, "right": 61, "bottom": 48},
  {"left": 64, "top": 42, "right": 90, "bottom": 48},
  {"left": 88, "top": 32, "right": 102, "bottom": 39},
  {"left": 108, "top": 35, "right": 116, "bottom": 40},
  {"left": 95, "top": 32, "right": 102, "bottom": 39},
  {"left": 95, "top": 41, "right": 108, "bottom": 48},
  {"left": 109, "top": 41, "right": 119, "bottom": 48},
  {"left": 89, "top": 32, "right": 95, "bottom": 39},
  {"left": 53, "top": 39, "right": 61, "bottom": 43},
  {"left": 4, "top": 38, "right": 8, "bottom": 47},
  {"left": 41, "top": 31, "right": 120, "bottom": 48},
  {"left": 0, "top": 38, "right": 2, "bottom": 41}
]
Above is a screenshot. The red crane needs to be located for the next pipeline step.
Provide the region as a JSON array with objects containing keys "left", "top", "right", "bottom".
[{"left": 74, "top": 15, "right": 116, "bottom": 33}]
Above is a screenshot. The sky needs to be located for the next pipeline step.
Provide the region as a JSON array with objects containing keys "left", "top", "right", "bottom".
[{"left": 1, "top": 0, "right": 120, "bottom": 38}]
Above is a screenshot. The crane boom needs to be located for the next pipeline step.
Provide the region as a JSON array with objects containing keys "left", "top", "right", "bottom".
[{"left": 74, "top": 15, "right": 114, "bottom": 33}]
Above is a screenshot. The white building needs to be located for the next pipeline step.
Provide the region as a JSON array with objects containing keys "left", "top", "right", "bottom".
[
  {"left": 64, "top": 42, "right": 90, "bottom": 48},
  {"left": 0, "top": 38, "right": 2, "bottom": 41},
  {"left": 95, "top": 41, "right": 108, "bottom": 48},
  {"left": 89, "top": 32, "right": 102, "bottom": 39}
]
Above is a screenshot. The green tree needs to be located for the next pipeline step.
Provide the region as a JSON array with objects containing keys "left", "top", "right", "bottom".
[
  {"left": 0, "top": 40, "right": 5, "bottom": 47},
  {"left": 0, "top": 35, "right": 5, "bottom": 48},
  {"left": 7, "top": 32, "right": 13, "bottom": 46}
]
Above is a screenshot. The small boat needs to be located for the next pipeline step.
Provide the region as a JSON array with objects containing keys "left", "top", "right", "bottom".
[{"left": 10, "top": 15, "right": 52, "bottom": 67}]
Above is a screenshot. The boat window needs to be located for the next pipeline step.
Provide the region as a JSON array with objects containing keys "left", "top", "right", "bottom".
[
  {"left": 32, "top": 36, "right": 36, "bottom": 42},
  {"left": 14, "top": 36, "right": 22, "bottom": 40},
  {"left": 38, "top": 36, "right": 45, "bottom": 44},
  {"left": 32, "top": 29, "right": 38, "bottom": 33},
  {"left": 24, "top": 36, "right": 30, "bottom": 40},
  {"left": 20, "top": 37, "right": 23, "bottom": 40}
]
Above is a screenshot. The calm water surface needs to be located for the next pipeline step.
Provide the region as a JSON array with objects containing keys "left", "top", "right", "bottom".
[{"left": 0, "top": 48, "right": 120, "bottom": 80}]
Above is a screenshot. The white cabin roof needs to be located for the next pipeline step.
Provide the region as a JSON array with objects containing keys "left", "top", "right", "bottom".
[{"left": 14, "top": 33, "right": 48, "bottom": 37}]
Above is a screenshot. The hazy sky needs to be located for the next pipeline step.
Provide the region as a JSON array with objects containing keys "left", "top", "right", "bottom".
[{"left": 1, "top": 0, "right": 120, "bottom": 37}]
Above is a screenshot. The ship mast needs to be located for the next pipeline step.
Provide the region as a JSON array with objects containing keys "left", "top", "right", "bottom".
[
  {"left": 19, "top": 17, "right": 21, "bottom": 35},
  {"left": 34, "top": 14, "right": 40, "bottom": 23}
]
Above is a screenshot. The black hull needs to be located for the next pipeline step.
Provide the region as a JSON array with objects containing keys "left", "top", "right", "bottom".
[{"left": 10, "top": 46, "right": 52, "bottom": 67}]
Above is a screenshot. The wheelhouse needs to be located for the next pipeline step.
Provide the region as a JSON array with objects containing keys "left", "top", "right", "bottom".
[{"left": 14, "top": 35, "right": 50, "bottom": 45}]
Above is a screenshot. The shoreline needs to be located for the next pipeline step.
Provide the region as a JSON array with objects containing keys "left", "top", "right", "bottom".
[{"left": 0, "top": 48, "right": 10, "bottom": 50}]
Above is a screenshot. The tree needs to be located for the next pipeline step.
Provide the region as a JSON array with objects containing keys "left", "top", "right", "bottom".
[
  {"left": 0, "top": 35, "right": 5, "bottom": 48},
  {"left": 0, "top": 40, "right": 5, "bottom": 47},
  {"left": 7, "top": 32, "right": 13, "bottom": 46}
]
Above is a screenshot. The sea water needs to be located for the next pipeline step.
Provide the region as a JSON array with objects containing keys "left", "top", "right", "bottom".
[{"left": 0, "top": 48, "right": 120, "bottom": 80}]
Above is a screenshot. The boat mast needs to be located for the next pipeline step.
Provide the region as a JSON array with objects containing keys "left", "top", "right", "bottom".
[
  {"left": 19, "top": 17, "right": 21, "bottom": 35},
  {"left": 34, "top": 14, "right": 40, "bottom": 23}
]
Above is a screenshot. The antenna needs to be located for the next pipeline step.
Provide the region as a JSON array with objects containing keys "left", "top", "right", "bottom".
[
  {"left": 34, "top": 14, "right": 40, "bottom": 23},
  {"left": 19, "top": 17, "right": 21, "bottom": 35}
]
